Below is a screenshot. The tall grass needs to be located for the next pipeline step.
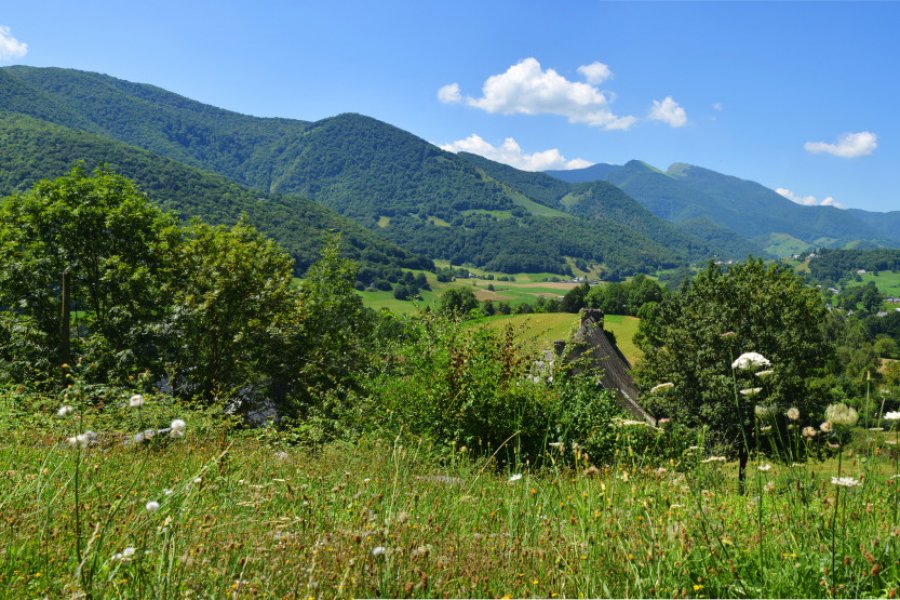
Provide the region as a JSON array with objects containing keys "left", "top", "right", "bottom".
[{"left": 1, "top": 396, "right": 897, "bottom": 598}]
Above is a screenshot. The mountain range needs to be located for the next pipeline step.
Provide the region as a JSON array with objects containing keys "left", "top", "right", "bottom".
[{"left": 1, "top": 66, "right": 896, "bottom": 279}]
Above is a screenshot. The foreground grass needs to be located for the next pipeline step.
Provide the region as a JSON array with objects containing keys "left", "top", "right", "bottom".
[{"left": 1, "top": 415, "right": 897, "bottom": 598}]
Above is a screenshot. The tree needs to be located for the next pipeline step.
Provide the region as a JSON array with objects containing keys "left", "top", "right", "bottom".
[
  {"left": 0, "top": 166, "right": 176, "bottom": 383},
  {"left": 165, "top": 220, "right": 297, "bottom": 400},
  {"left": 634, "top": 259, "right": 833, "bottom": 489},
  {"left": 438, "top": 287, "right": 479, "bottom": 319}
]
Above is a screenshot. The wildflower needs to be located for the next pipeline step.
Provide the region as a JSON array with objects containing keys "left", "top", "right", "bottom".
[
  {"left": 765, "top": 481, "right": 776, "bottom": 493},
  {"left": 548, "top": 442, "right": 564, "bottom": 452},
  {"left": 825, "top": 403, "right": 858, "bottom": 427},
  {"left": 371, "top": 546, "right": 386, "bottom": 557},
  {"left": 67, "top": 431, "right": 96, "bottom": 448},
  {"left": 786, "top": 407, "right": 800, "bottom": 421},
  {"left": 145, "top": 500, "right": 160, "bottom": 512},
  {"left": 163, "top": 488, "right": 174, "bottom": 496},
  {"left": 113, "top": 546, "right": 136, "bottom": 561},
  {"left": 57, "top": 405, "right": 74, "bottom": 417},
  {"left": 760, "top": 426, "right": 772, "bottom": 433},
  {"left": 884, "top": 411, "right": 900, "bottom": 421},
  {"left": 134, "top": 428, "right": 156, "bottom": 443},
  {"left": 650, "top": 382, "right": 675, "bottom": 394},
  {"left": 820, "top": 421, "right": 833, "bottom": 433},
  {"left": 755, "top": 369, "right": 775, "bottom": 379},
  {"left": 701, "top": 456, "right": 727, "bottom": 464},
  {"left": 831, "top": 476, "right": 861, "bottom": 488},
  {"left": 732, "top": 352, "right": 771, "bottom": 371},
  {"left": 754, "top": 404, "right": 770, "bottom": 418},
  {"left": 170, "top": 419, "right": 186, "bottom": 438},
  {"left": 193, "top": 477, "right": 202, "bottom": 484},
  {"left": 741, "top": 387, "right": 763, "bottom": 397},
  {"left": 802, "top": 426, "right": 817, "bottom": 438},
  {"left": 757, "top": 463, "right": 772, "bottom": 472},
  {"left": 129, "top": 394, "right": 144, "bottom": 408},
  {"left": 509, "top": 473, "right": 523, "bottom": 482}
]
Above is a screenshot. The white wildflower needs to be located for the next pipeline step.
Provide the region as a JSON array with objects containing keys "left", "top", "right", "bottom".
[
  {"left": 508, "top": 473, "right": 523, "bottom": 482},
  {"left": 741, "top": 387, "right": 763, "bottom": 397},
  {"left": 145, "top": 500, "right": 160, "bottom": 512},
  {"left": 57, "top": 405, "right": 74, "bottom": 417},
  {"left": 802, "top": 426, "right": 817, "bottom": 438},
  {"left": 371, "top": 546, "right": 386, "bottom": 556},
  {"left": 650, "top": 382, "right": 675, "bottom": 394},
  {"left": 785, "top": 407, "right": 800, "bottom": 421},
  {"left": 170, "top": 419, "right": 186, "bottom": 437},
  {"left": 760, "top": 426, "right": 772, "bottom": 433},
  {"left": 193, "top": 477, "right": 202, "bottom": 484},
  {"left": 701, "top": 456, "right": 727, "bottom": 464},
  {"left": 732, "top": 352, "right": 771, "bottom": 371},
  {"left": 755, "top": 369, "right": 775, "bottom": 379},
  {"left": 825, "top": 403, "right": 858, "bottom": 427},
  {"left": 548, "top": 441, "right": 564, "bottom": 452},
  {"left": 754, "top": 405, "right": 770, "bottom": 418},
  {"left": 884, "top": 411, "right": 900, "bottom": 421},
  {"left": 830, "top": 476, "right": 860, "bottom": 488},
  {"left": 129, "top": 394, "right": 144, "bottom": 408},
  {"left": 68, "top": 431, "right": 96, "bottom": 448},
  {"left": 757, "top": 463, "right": 772, "bottom": 472},
  {"left": 163, "top": 488, "right": 174, "bottom": 496},
  {"left": 820, "top": 421, "right": 833, "bottom": 433},
  {"left": 122, "top": 546, "right": 135, "bottom": 558}
]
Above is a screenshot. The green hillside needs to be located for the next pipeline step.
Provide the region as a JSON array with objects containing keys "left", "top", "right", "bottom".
[
  {"left": 550, "top": 159, "right": 899, "bottom": 254},
  {"left": 0, "top": 111, "right": 428, "bottom": 274},
  {"left": 0, "top": 66, "right": 708, "bottom": 276}
]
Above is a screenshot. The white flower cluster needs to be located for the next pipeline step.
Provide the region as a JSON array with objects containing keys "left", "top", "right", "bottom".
[
  {"left": 830, "top": 476, "right": 860, "bottom": 488},
  {"left": 732, "top": 352, "right": 771, "bottom": 371},
  {"left": 825, "top": 403, "right": 859, "bottom": 427},
  {"left": 66, "top": 431, "right": 96, "bottom": 448}
]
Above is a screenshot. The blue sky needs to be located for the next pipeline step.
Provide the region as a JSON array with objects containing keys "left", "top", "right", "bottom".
[{"left": 2, "top": 1, "right": 898, "bottom": 212}]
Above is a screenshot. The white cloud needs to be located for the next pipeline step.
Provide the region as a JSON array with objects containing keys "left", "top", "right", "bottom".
[
  {"left": 775, "top": 187, "right": 844, "bottom": 209},
  {"left": 437, "top": 83, "right": 462, "bottom": 104},
  {"left": 440, "top": 58, "right": 636, "bottom": 130},
  {"left": 440, "top": 134, "right": 592, "bottom": 171},
  {"left": 648, "top": 96, "right": 687, "bottom": 128},
  {"left": 577, "top": 61, "right": 612, "bottom": 85},
  {"left": 712, "top": 102, "right": 724, "bottom": 111},
  {"left": 804, "top": 131, "right": 877, "bottom": 158},
  {"left": 0, "top": 26, "right": 27, "bottom": 61}
]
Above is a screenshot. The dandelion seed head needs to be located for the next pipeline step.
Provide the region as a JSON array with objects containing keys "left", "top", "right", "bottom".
[
  {"left": 129, "top": 394, "right": 144, "bottom": 408},
  {"left": 57, "top": 405, "right": 74, "bottom": 417},
  {"left": 170, "top": 419, "right": 186, "bottom": 432},
  {"left": 509, "top": 473, "right": 523, "bottom": 482},
  {"left": 145, "top": 500, "right": 160, "bottom": 512},
  {"left": 802, "top": 426, "right": 817, "bottom": 438},
  {"left": 820, "top": 421, "right": 833, "bottom": 433},
  {"left": 754, "top": 405, "right": 770, "bottom": 418},
  {"left": 372, "top": 546, "right": 386, "bottom": 556},
  {"left": 786, "top": 407, "right": 800, "bottom": 421}
]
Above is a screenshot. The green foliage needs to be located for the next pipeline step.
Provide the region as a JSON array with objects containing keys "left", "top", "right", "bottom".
[
  {"left": 438, "top": 287, "right": 479, "bottom": 318},
  {"left": 584, "top": 275, "right": 665, "bottom": 316},
  {"left": 0, "top": 111, "right": 431, "bottom": 279},
  {"left": 634, "top": 259, "right": 834, "bottom": 454},
  {"left": 0, "top": 166, "right": 177, "bottom": 382},
  {"left": 164, "top": 220, "right": 297, "bottom": 400}
]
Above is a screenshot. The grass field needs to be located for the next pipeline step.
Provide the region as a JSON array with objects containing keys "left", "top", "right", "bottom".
[
  {"left": 603, "top": 314, "right": 643, "bottom": 365},
  {"left": 2, "top": 414, "right": 897, "bottom": 598}
]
